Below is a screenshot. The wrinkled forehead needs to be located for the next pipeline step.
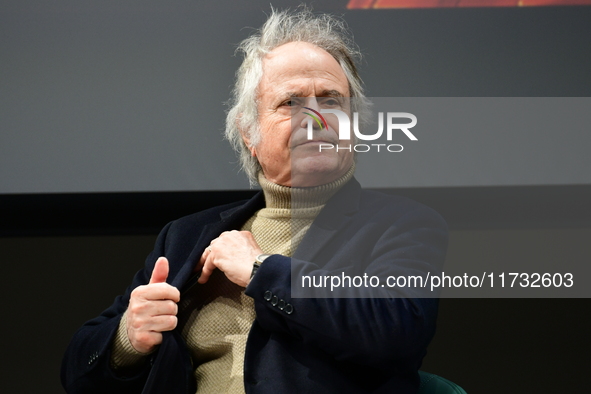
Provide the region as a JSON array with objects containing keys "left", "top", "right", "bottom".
[{"left": 259, "top": 42, "right": 350, "bottom": 98}]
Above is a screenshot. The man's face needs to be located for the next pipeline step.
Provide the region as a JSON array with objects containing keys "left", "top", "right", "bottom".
[{"left": 245, "top": 41, "right": 353, "bottom": 187}]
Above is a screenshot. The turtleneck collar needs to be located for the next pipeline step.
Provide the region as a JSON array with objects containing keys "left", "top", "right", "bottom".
[{"left": 258, "top": 165, "right": 355, "bottom": 209}]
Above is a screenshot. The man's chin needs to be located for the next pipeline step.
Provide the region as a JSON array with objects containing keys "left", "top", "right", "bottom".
[{"left": 290, "top": 155, "right": 349, "bottom": 187}]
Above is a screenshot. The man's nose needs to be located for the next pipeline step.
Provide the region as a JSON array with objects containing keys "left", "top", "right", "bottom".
[
  {"left": 299, "top": 112, "right": 323, "bottom": 130},
  {"left": 305, "top": 97, "right": 319, "bottom": 111}
]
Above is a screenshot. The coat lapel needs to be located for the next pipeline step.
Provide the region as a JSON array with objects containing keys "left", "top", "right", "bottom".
[
  {"left": 171, "top": 192, "right": 265, "bottom": 290},
  {"left": 293, "top": 178, "right": 361, "bottom": 262}
]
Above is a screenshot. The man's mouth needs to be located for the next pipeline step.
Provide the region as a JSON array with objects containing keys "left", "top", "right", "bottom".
[{"left": 291, "top": 131, "right": 339, "bottom": 148}]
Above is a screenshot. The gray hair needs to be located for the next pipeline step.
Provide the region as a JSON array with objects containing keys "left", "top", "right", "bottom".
[{"left": 225, "top": 7, "right": 368, "bottom": 185}]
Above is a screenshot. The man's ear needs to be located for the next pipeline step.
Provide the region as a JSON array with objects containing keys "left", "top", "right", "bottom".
[{"left": 238, "top": 118, "right": 256, "bottom": 157}]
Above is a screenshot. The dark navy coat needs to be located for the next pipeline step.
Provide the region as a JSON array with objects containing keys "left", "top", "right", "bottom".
[{"left": 61, "top": 178, "right": 448, "bottom": 394}]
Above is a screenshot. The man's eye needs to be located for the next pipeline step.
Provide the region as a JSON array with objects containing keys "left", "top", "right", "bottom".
[
  {"left": 322, "top": 98, "right": 340, "bottom": 107},
  {"left": 283, "top": 99, "right": 302, "bottom": 108}
]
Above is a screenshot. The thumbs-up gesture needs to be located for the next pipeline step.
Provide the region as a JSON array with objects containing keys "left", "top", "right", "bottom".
[{"left": 126, "top": 257, "right": 180, "bottom": 354}]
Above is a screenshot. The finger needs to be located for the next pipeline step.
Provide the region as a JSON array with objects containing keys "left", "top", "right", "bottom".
[
  {"left": 198, "top": 257, "right": 215, "bottom": 284},
  {"left": 140, "top": 283, "right": 180, "bottom": 302},
  {"left": 149, "top": 257, "right": 169, "bottom": 284},
  {"left": 196, "top": 247, "right": 211, "bottom": 272},
  {"left": 154, "top": 300, "right": 178, "bottom": 316},
  {"left": 136, "top": 299, "right": 178, "bottom": 317},
  {"left": 129, "top": 331, "right": 163, "bottom": 353},
  {"left": 141, "top": 315, "right": 178, "bottom": 332},
  {"left": 133, "top": 282, "right": 180, "bottom": 302}
]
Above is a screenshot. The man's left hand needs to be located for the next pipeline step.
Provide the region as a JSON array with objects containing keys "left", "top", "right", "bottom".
[{"left": 197, "top": 230, "right": 263, "bottom": 287}]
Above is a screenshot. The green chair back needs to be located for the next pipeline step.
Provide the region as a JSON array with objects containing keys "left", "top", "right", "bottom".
[{"left": 418, "top": 371, "right": 467, "bottom": 394}]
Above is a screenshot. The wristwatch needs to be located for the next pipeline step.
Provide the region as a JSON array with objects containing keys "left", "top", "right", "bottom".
[{"left": 251, "top": 254, "right": 272, "bottom": 279}]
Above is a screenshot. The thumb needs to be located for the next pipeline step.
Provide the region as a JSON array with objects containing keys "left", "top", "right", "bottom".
[{"left": 149, "top": 257, "right": 169, "bottom": 284}]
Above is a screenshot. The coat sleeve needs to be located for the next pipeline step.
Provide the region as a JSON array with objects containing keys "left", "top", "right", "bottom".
[
  {"left": 244, "top": 203, "right": 448, "bottom": 374},
  {"left": 60, "top": 222, "right": 172, "bottom": 394}
]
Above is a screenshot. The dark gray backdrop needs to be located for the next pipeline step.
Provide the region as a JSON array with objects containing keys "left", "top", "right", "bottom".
[{"left": 2, "top": 1, "right": 590, "bottom": 193}]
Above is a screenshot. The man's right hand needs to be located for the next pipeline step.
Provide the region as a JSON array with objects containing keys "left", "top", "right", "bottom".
[{"left": 126, "top": 257, "right": 180, "bottom": 354}]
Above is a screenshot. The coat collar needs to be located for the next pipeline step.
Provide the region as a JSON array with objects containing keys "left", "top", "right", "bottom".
[{"left": 172, "top": 192, "right": 266, "bottom": 290}]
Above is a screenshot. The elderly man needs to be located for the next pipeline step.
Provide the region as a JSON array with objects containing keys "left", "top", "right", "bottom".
[{"left": 61, "top": 8, "right": 448, "bottom": 394}]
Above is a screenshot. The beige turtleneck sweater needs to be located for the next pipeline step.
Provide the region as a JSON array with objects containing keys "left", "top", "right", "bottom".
[{"left": 111, "top": 167, "right": 354, "bottom": 393}]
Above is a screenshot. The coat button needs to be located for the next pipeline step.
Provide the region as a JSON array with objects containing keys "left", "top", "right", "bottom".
[
  {"left": 271, "top": 295, "right": 278, "bottom": 306},
  {"left": 264, "top": 290, "right": 272, "bottom": 301},
  {"left": 284, "top": 303, "right": 294, "bottom": 314},
  {"left": 278, "top": 299, "right": 286, "bottom": 310}
]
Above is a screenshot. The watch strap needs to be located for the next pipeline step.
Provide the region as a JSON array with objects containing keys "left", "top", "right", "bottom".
[{"left": 251, "top": 254, "right": 271, "bottom": 279}]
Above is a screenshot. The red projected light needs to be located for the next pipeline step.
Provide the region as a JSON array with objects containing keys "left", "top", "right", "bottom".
[{"left": 348, "top": 0, "right": 591, "bottom": 8}]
